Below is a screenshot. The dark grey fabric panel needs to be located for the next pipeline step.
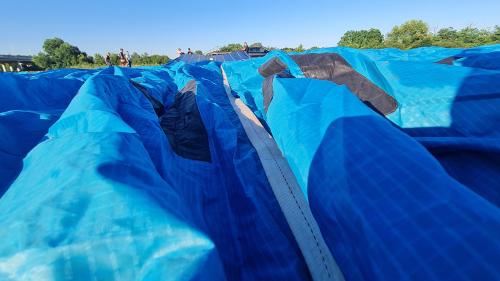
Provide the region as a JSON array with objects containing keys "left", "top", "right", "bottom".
[
  {"left": 262, "top": 72, "right": 295, "bottom": 113},
  {"left": 434, "top": 56, "right": 464, "bottom": 65},
  {"left": 258, "top": 57, "right": 289, "bottom": 78},
  {"left": 290, "top": 53, "right": 398, "bottom": 116},
  {"left": 160, "top": 80, "right": 212, "bottom": 163},
  {"left": 130, "top": 80, "right": 165, "bottom": 117}
]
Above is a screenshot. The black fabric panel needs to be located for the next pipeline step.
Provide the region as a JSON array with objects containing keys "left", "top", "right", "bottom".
[
  {"left": 130, "top": 80, "right": 164, "bottom": 117},
  {"left": 160, "top": 80, "right": 211, "bottom": 163},
  {"left": 258, "top": 57, "right": 289, "bottom": 78},
  {"left": 434, "top": 56, "right": 464, "bottom": 65},
  {"left": 290, "top": 53, "right": 398, "bottom": 116},
  {"left": 262, "top": 72, "right": 295, "bottom": 113}
]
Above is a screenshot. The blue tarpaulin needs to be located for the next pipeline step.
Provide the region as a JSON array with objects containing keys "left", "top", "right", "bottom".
[
  {"left": 1, "top": 46, "right": 500, "bottom": 280},
  {"left": 0, "top": 54, "right": 309, "bottom": 280},
  {"left": 223, "top": 45, "right": 500, "bottom": 280}
]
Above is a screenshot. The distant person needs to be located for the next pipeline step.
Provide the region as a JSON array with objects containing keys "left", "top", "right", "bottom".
[
  {"left": 188, "top": 48, "right": 193, "bottom": 55},
  {"left": 105, "top": 52, "right": 112, "bottom": 67},
  {"left": 177, "top": 48, "right": 182, "bottom": 57},
  {"left": 243, "top": 42, "right": 249, "bottom": 53},
  {"left": 118, "top": 48, "right": 126, "bottom": 67},
  {"left": 126, "top": 51, "right": 132, "bottom": 67}
]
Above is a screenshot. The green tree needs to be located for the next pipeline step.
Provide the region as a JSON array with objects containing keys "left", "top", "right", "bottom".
[
  {"left": 338, "top": 29, "right": 383, "bottom": 48},
  {"left": 492, "top": 25, "right": 500, "bottom": 41},
  {"left": 309, "top": 46, "right": 319, "bottom": 50},
  {"left": 266, "top": 46, "right": 279, "bottom": 51},
  {"left": 250, "top": 42, "right": 262, "bottom": 47},
  {"left": 338, "top": 30, "right": 359, "bottom": 47},
  {"left": 365, "top": 29, "right": 384, "bottom": 47},
  {"left": 280, "top": 47, "right": 295, "bottom": 53},
  {"left": 437, "top": 27, "right": 458, "bottom": 41},
  {"left": 194, "top": 50, "right": 203, "bottom": 55},
  {"left": 32, "top": 38, "right": 90, "bottom": 69},
  {"left": 32, "top": 52, "right": 52, "bottom": 69},
  {"left": 386, "top": 19, "right": 429, "bottom": 47},
  {"left": 52, "top": 42, "right": 82, "bottom": 68},
  {"left": 457, "top": 26, "right": 493, "bottom": 44},
  {"left": 457, "top": 27, "right": 481, "bottom": 43},
  {"left": 110, "top": 53, "right": 120, "bottom": 66},
  {"left": 94, "top": 53, "right": 105, "bottom": 65},
  {"left": 131, "top": 52, "right": 140, "bottom": 61},
  {"left": 219, "top": 43, "right": 243, "bottom": 53},
  {"left": 42, "top": 37, "right": 64, "bottom": 56},
  {"left": 294, "top": 44, "right": 305, "bottom": 53}
]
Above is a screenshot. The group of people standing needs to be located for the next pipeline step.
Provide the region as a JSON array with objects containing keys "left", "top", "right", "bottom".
[
  {"left": 104, "top": 48, "right": 132, "bottom": 67},
  {"left": 177, "top": 48, "right": 193, "bottom": 57}
]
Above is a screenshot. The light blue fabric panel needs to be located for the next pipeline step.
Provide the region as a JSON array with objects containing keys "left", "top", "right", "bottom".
[{"left": 266, "top": 76, "right": 500, "bottom": 280}]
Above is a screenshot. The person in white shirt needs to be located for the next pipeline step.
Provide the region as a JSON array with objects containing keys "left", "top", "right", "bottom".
[
  {"left": 126, "top": 51, "right": 132, "bottom": 67},
  {"left": 177, "top": 48, "right": 182, "bottom": 57}
]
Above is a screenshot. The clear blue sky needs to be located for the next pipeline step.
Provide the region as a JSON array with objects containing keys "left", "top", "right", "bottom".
[{"left": 1, "top": 0, "right": 499, "bottom": 59}]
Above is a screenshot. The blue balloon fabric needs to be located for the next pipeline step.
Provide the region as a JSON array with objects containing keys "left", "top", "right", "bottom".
[
  {"left": 223, "top": 45, "right": 500, "bottom": 280},
  {"left": 1, "top": 45, "right": 500, "bottom": 280},
  {"left": 0, "top": 61, "right": 309, "bottom": 280}
]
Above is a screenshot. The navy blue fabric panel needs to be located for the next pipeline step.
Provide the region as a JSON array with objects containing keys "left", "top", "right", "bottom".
[
  {"left": 262, "top": 72, "right": 295, "bottom": 113},
  {"left": 178, "top": 53, "right": 187, "bottom": 62},
  {"left": 222, "top": 53, "right": 233, "bottom": 62},
  {"left": 434, "top": 56, "right": 464, "bottom": 65},
  {"left": 160, "top": 80, "right": 211, "bottom": 163},
  {"left": 258, "top": 57, "right": 289, "bottom": 78},
  {"left": 289, "top": 53, "right": 398, "bottom": 115},
  {"left": 235, "top": 50, "right": 250, "bottom": 60},
  {"left": 453, "top": 51, "right": 500, "bottom": 70},
  {"left": 418, "top": 138, "right": 500, "bottom": 207},
  {"left": 173, "top": 51, "right": 249, "bottom": 65}
]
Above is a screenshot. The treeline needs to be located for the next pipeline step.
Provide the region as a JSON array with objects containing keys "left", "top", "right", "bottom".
[
  {"left": 216, "top": 20, "right": 499, "bottom": 54},
  {"left": 18, "top": 21, "right": 500, "bottom": 72},
  {"left": 32, "top": 38, "right": 171, "bottom": 70},
  {"left": 93, "top": 52, "right": 171, "bottom": 67},
  {"left": 337, "top": 20, "right": 500, "bottom": 49},
  {"left": 216, "top": 43, "right": 318, "bottom": 54}
]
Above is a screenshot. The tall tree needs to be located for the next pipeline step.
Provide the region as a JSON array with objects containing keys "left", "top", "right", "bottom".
[
  {"left": 457, "top": 26, "right": 493, "bottom": 43},
  {"left": 338, "top": 29, "right": 383, "bottom": 48},
  {"left": 42, "top": 37, "right": 65, "bottom": 56},
  {"left": 437, "top": 27, "right": 458, "bottom": 41},
  {"left": 492, "top": 25, "right": 500, "bottom": 41},
  {"left": 294, "top": 44, "right": 305, "bottom": 53},
  {"left": 33, "top": 38, "right": 90, "bottom": 69},
  {"left": 386, "top": 19, "right": 429, "bottom": 46},
  {"left": 32, "top": 52, "right": 52, "bottom": 69},
  {"left": 52, "top": 42, "right": 83, "bottom": 68},
  {"left": 94, "top": 53, "right": 105, "bottom": 65}
]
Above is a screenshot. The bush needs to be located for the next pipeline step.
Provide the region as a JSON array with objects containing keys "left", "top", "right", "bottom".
[
  {"left": 30, "top": 37, "right": 171, "bottom": 70},
  {"left": 337, "top": 20, "right": 500, "bottom": 50}
]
